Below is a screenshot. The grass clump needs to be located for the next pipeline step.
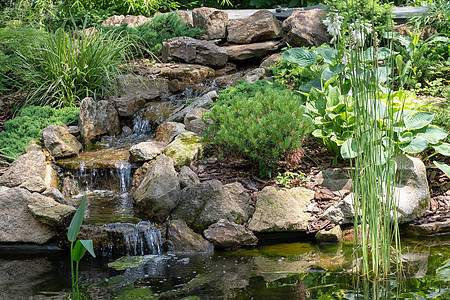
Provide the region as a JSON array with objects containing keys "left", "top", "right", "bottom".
[
  {"left": 0, "top": 105, "right": 79, "bottom": 160},
  {"left": 17, "top": 26, "right": 127, "bottom": 110},
  {"left": 206, "top": 80, "right": 313, "bottom": 177}
]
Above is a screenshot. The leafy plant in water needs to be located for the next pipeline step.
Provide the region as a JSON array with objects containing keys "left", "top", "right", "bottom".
[{"left": 68, "top": 196, "right": 96, "bottom": 299}]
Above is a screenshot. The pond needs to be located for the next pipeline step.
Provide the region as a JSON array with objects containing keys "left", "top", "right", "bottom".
[{"left": 1, "top": 234, "right": 449, "bottom": 299}]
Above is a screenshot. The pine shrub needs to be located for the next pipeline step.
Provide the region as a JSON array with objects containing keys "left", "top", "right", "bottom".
[{"left": 206, "top": 80, "right": 313, "bottom": 177}]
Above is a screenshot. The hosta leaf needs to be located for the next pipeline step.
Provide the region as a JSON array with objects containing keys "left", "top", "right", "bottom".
[
  {"left": 321, "top": 64, "right": 345, "bottom": 82},
  {"left": 341, "top": 137, "right": 361, "bottom": 159},
  {"left": 298, "top": 78, "right": 321, "bottom": 92},
  {"left": 404, "top": 111, "right": 434, "bottom": 130},
  {"left": 326, "top": 86, "right": 340, "bottom": 108},
  {"left": 283, "top": 48, "right": 318, "bottom": 67},
  {"left": 376, "top": 47, "right": 396, "bottom": 60},
  {"left": 372, "top": 145, "right": 388, "bottom": 165},
  {"left": 393, "top": 109, "right": 415, "bottom": 121},
  {"left": 398, "top": 131, "right": 412, "bottom": 143},
  {"left": 416, "top": 125, "right": 448, "bottom": 144},
  {"left": 312, "top": 129, "right": 331, "bottom": 138},
  {"left": 432, "top": 142, "right": 450, "bottom": 156},
  {"left": 399, "top": 137, "right": 428, "bottom": 153},
  {"left": 433, "top": 161, "right": 450, "bottom": 178},
  {"left": 316, "top": 46, "right": 337, "bottom": 64}
]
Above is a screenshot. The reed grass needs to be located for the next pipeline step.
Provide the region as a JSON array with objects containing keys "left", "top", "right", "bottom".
[{"left": 343, "top": 0, "right": 402, "bottom": 279}]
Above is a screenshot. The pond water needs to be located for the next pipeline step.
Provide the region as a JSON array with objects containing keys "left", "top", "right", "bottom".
[{"left": 1, "top": 235, "right": 448, "bottom": 299}]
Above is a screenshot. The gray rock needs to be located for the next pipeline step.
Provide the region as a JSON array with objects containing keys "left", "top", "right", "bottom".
[
  {"left": 0, "top": 187, "right": 55, "bottom": 244},
  {"left": 155, "top": 122, "right": 186, "bottom": 144},
  {"left": 395, "top": 154, "right": 430, "bottom": 223},
  {"left": 110, "top": 94, "right": 146, "bottom": 117},
  {"left": 184, "top": 107, "right": 211, "bottom": 136},
  {"left": 260, "top": 53, "right": 282, "bottom": 68},
  {"left": 315, "top": 225, "right": 343, "bottom": 243},
  {"left": 18, "top": 176, "right": 46, "bottom": 193},
  {"left": 129, "top": 141, "right": 166, "bottom": 162},
  {"left": 165, "top": 91, "right": 217, "bottom": 123},
  {"left": 0, "top": 151, "right": 47, "bottom": 188},
  {"left": 116, "top": 74, "right": 169, "bottom": 101},
  {"left": 192, "top": 7, "right": 228, "bottom": 40},
  {"left": 162, "top": 37, "right": 228, "bottom": 67},
  {"left": 133, "top": 154, "right": 181, "bottom": 223},
  {"left": 42, "top": 187, "right": 68, "bottom": 205},
  {"left": 321, "top": 193, "right": 355, "bottom": 225},
  {"left": 204, "top": 219, "right": 258, "bottom": 249},
  {"left": 22, "top": 140, "right": 42, "bottom": 154},
  {"left": 241, "top": 68, "right": 266, "bottom": 83},
  {"left": 227, "top": 10, "right": 281, "bottom": 44},
  {"left": 167, "top": 219, "right": 214, "bottom": 253},
  {"left": 172, "top": 180, "right": 253, "bottom": 232},
  {"left": 41, "top": 125, "right": 82, "bottom": 158},
  {"left": 179, "top": 166, "right": 200, "bottom": 188},
  {"left": 248, "top": 186, "right": 314, "bottom": 232},
  {"left": 79, "top": 97, "right": 120, "bottom": 146},
  {"left": 164, "top": 131, "right": 204, "bottom": 170},
  {"left": 102, "top": 14, "right": 150, "bottom": 27},
  {"left": 315, "top": 168, "right": 352, "bottom": 195},
  {"left": 281, "top": 9, "right": 330, "bottom": 47},
  {"left": 225, "top": 40, "right": 284, "bottom": 61},
  {"left": 27, "top": 193, "right": 76, "bottom": 227}
]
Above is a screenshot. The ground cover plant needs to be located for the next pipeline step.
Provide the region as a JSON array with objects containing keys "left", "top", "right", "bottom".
[
  {"left": 0, "top": 106, "right": 79, "bottom": 161},
  {"left": 205, "top": 80, "right": 313, "bottom": 177}
]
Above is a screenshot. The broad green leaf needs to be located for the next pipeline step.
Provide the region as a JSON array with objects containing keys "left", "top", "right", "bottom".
[
  {"left": 326, "top": 86, "right": 340, "bottom": 108},
  {"left": 68, "top": 196, "right": 87, "bottom": 242},
  {"left": 341, "top": 137, "right": 360, "bottom": 159},
  {"left": 398, "top": 131, "right": 413, "bottom": 143},
  {"left": 327, "top": 103, "right": 347, "bottom": 114},
  {"left": 416, "top": 125, "right": 448, "bottom": 144},
  {"left": 309, "top": 87, "right": 327, "bottom": 116},
  {"left": 393, "top": 109, "right": 415, "bottom": 122},
  {"left": 433, "top": 161, "right": 450, "bottom": 178},
  {"left": 376, "top": 47, "right": 396, "bottom": 60},
  {"left": 282, "top": 48, "right": 318, "bottom": 67},
  {"left": 372, "top": 145, "right": 388, "bottom": 165},
  {"left": 366, "top": 98, "right": 387, "bottom": 120},
  {"left": 316, "top": 46, "right": 337, "bottom": 64},
  {"left": 312, "top": 129, "right": 331, "bottom": 138},
  {"left": 404, "top": 111, "right": 434, "bottom": 130},
  {"left": 433, "top": 142, "right": 450, "bottom": 156},
  {"left": 298, "top": 78, "right": 321, "bottom": 92},
  {"left": 361, "top": 47, "right": 374, "bottom": 61},
  {"left": 376, "top": 66, "right": 391, "bottom": 83},
  {"left": 71, "top": 240, "right": 87, "bottom": 262},
  {"left": 399, "top": 137, "right": 428, "bottom": 153},
  {"left": 80, "top": 240, "right": 96, "bottom": 258},
  {"left": 321, "top": 63, "right": 345, "bottom": 82}
]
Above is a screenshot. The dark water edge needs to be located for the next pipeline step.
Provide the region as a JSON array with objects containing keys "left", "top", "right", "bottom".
[{"left": 0, "top": 234, "right": 449, "bottom": 300}]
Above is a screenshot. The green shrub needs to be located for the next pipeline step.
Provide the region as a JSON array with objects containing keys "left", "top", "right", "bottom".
[
  {"left": 0, "top": 106, "right": 79, "bottom": 160},
  {"left": 101, "top": 11, "right": 203, "bottom": 55},
  {"left": 17, "top": 26, "right": 127, "bottom": 110},
  {"left": 206, "top": 80, "right": 313, "bottom": 177},
  {"left": 411, "top": 0, "right": 450, "bottom": 36}
]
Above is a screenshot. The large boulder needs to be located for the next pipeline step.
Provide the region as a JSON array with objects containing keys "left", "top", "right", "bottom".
[
  {"left": 225, "top": 40, "right": 284, "bottom": 61},
  {"left": 395, "top": 154, "right": 430, "bottom": 223},
  {"left": 227, "top": 10, "right": 281, "bottom": 44},
  {"left": 204, "top": 219, "right": 258, "bottom": 249},
  {"left": 41, "top": 125, "right": 82, "bottom": 158},
  {"left": 133, "top": 154, "right": 180, "bottom": 223},
  {"left": 321, "top": 193, "right": 355, "bottom": 225},
  {"left": 172, "top": 180, "right": 253, "bottom": 231},
  {"left": 110, "top": 94, "right": 146, "bottom": 118},
  {"left": 0, "top": 187, "right": 55, "bottom": 244},
  {"left": 248, "top": 186, "right": 314, "bottom": 232},
  {"left": 116, "top": 74, "right": 169, "bottom": 101},
  {"left": 162, "top": 37, "right": 228, "bottom": 67},
  {"left": 19, "top": 176, "right": 46, "bottom": 193},
  {"left": 27, "top": 193, "right": 76, "bottom": 227},
  {"left": 192, "top": 7, "right": 228, "bottom": 40},
  {"left": 155, "top": 122, "right": 186, "bottom": 144},
  {"left": 0, "top": 151, "right": 47, "bottom": 188},
  {"left": 79, "top": 97, "right": 120, "bottom": 146},
  {"left": 129, "top": 141, "right": 166, "bottom": 162},
  {"left": 315, "top": 168, "right": 352, "bottom": 195},
  {"left": 281, "top": 9, "right": 330, "bottom": 47},
  {"left": 164, "top": 131, "right": 204, "bottom": 170},
  {"left": 315, "top": 225, "right": 343, "bottom": 243},
  {"left": 167, "top": 219, "right": 214, "bottom": 253},
  {"left": 165, "top": 90, "right": 217, "bottom": 123},
  {"left": 143, "top": 63, "right": 215, "bottom": 93}
]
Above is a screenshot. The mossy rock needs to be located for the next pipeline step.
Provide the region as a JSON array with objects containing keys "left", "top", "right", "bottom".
[{"left": 164, "top": 131, "right": 203, "bottom": 170}]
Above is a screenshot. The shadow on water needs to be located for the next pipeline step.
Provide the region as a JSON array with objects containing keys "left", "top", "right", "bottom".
[{"left": 0, "top": 235, "right": 448, "bottom": 299}]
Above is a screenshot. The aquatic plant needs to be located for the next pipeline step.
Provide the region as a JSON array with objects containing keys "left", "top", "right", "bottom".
[{"left": 68, "top": 197, "right": 96, "bottom": 299}]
